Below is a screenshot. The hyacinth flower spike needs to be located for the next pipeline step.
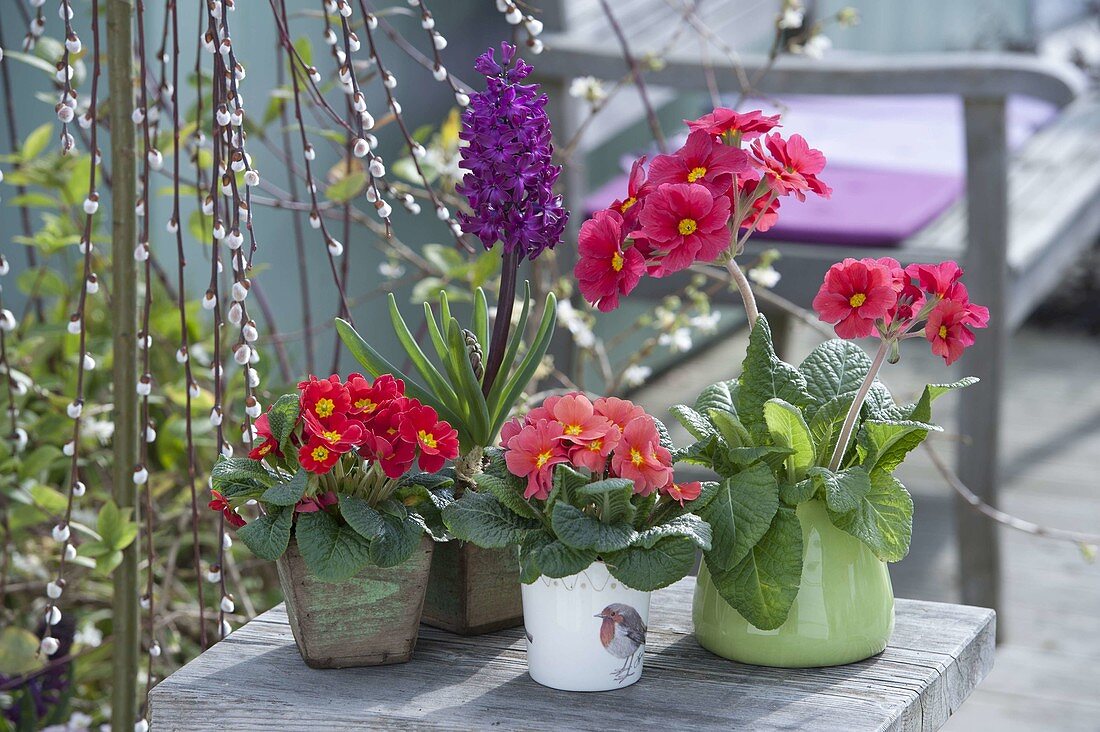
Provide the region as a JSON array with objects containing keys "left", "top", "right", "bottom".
[{"left": 337, "top": 42, "right": 567, "bottom": 481}]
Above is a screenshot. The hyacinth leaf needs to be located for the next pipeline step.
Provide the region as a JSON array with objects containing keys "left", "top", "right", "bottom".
[
  {"left": 335, "top": 318, "right": 466, "bottom": 435},
  {"left": 339, "top": 494, "right": 387, "bottom": 541},
  {"left": 260, "top": 468, "right": 310, "bottom": 506},
  {"left": 486, "top": 282, "right": 533, "bottom": 413},
  {"left": 551, "top": 502, "right": 637, "bottom": 553},
  {"left": 737, "top": 316, "right": 812, "bottom": 435},
  {"left": 827, "top": 470, "right": 914, "bottom": 562},
  {"left": 763, "top": 398, "right": 815, "bottom": 482},
  {"left": 429, "top": 309, "right": 474, "bottom": 423},
  {"left": 701, "top": 461, "right": 779, "bottom": 571},
  {"left": 387, "top": 293, "right": 458, "bottom": 405},
  {"left": 858, "top": 419, "right": 939, "bottom": 474},
  {"left": 606, "top": 536, "right": 698, "bottom": 592},
  {"left": 809, "top": 393, "right": 857, "bottom": 466},
  {"left": 669, "top": 404, "right": 716, "bottom": 442},
  {"left": 694, "top": 379, "right": 739, "bottom": 416},
  {"left": 369, "top": 512, "right": 423, "bottom": 568},
  {"left": 294, "top": 510, "right": 374, "bottom": 582},
  {"left": 489, "top": 291, "right": 557, "bottom": 434},
  {"left": 905, "top": 377, "right": 979, "bottom": 423},
  {"left": 442, "top": 490, "right": 540, "bottom": 548},
  {"left": 707, "top": 505, "right": 803, "bottom": 630},
  {"left": 798, "top": 339, "right": 873, "bottom": 421},
  {"left": 236, "top": 505, "right": 292, "bottom": 562},
  {"left": 576, "top": 477, "right": 636, "bottom": 524},
  {"left": 447, "top": 317, "right": 491, "bottom": 443},
  {"left": 473, "top": 287, "right": 490, "bottom": 356}
]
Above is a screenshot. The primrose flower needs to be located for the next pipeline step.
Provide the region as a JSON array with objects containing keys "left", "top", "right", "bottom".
[
  {"left": 925, "top": 298, "right": 989, "bottom": 365},
  {"left": 505, "top": 419, "right": 569, "bottom": 500},
  {"left": 685, "top": 107, "right": 780, "bottom": 139},
  {"left": 611, "top": 416, "right": 673, "bottom": 496},
  {"left": 399, "top": 404, "right": 460, "bottom": 473},
  {"left": 455, "top": 42, "right": 568, "bottom": 259},
  {"left": 610, "top": 157, "right": 650, "bottom": 230},
  {"left": 208, "top": 490, "right": 246, "bottom": 528},
  {"left": 575, "top": 210, "right": 645, "bottom": 313},
  {"left": 648, "top": 129, "right": 751, "bottom": 195},
  {"left": 751, "top": 133, "right": 832, "bottom": 201},
  {"left": 550, "top": 393, "right": 616, "bottom": 444},
  {"left": 248, "top": 413, "right": 282, "bottom": 460},
  {"left": 298, "top": 374, "right": 351, "bottom": 424},
  {"left": 636, "top": 182, "right": 732, "bottom": 277},
  {"left": 299, "top": 436, "right": 342, "bottom": 474},
  {"left": 812, "top": 258, "right": 899, "bottom": 339},
  {"left": 662, "top": 481, "right": 703, "bottom": 506},
  {"left": 593, "top": 397, "right": 646, "bottom": 432}
]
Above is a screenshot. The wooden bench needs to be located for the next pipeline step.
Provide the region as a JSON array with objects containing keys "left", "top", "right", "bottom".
[
  {"left": 149, "top": 577, "right": 996, "bottom": 731},
  {"left": 535, "top": 0, "right": 1095, "bottom": 619}
]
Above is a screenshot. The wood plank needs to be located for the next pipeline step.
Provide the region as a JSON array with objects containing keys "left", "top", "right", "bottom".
[{"left": 150, "top": 579, "right": 994, "bottom": 731}]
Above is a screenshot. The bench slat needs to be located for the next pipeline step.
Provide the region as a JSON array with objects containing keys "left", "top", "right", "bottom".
[{"left": 149, "top": 578, "right": 995, "bottom": 732}]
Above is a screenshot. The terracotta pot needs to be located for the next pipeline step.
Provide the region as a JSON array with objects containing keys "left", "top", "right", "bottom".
[
  {"left": 276, "top": 536, "right": 434, "bottom": 668},
  {"left": 420, "top": 541, "right": 523, "bottom": 635}
]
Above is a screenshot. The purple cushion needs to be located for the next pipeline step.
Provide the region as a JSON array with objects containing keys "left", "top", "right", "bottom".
[{"left": 583, "top": 95, "right": 1058, "bottom": 247}]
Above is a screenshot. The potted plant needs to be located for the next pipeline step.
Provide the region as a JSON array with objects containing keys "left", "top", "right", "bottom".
[
  {"left": 336, "top": 41, "right": 567, "bottom": 635},
  {"left": 209, "top": 372, "right": 459, "bottom": 668},
  {"left": 677, "top": 259, "right": 987, "bottom": 667},
  {"left": 443, "top": 393, "right": 712, "bottom": 691}
]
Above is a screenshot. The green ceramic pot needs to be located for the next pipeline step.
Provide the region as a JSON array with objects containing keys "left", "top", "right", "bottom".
[{"left": 692, "top": 498, "right": 894, "bottom": 667}]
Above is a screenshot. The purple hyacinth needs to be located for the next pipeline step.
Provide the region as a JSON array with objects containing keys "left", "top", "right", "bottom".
[{"left": 456, "top": 43, "right": 568, "bottom": 260}]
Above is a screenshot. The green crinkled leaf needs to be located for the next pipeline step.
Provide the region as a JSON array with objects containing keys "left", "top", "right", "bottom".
[
  {"left": 633, "top": 513, "right": 711, "bottom": 551},
  {"left": 606, "top": 536, "right": 697, "bottom": 591},
  {"left": 369, "top": 512, "right": 424, "bottom": 568},
  {"left": 906, "top": 377, "right": 979, "bottom": 423},
  {"left": 700, "top": 461, "right": 779, "bottom": 571},
  {"left": 577, "top": 478, "right": 636, "bottom": 524},
  {"left": 708, "top": 409, "right": 751, "bottom": 449},
  {"left": 809, "top": 393, "right": 857, "bottom": 467},
  {"left": 474, "top": 462, "right": 539, "bottom": 520},
  {"left": 763, "top": 398, "right": 814, "bottom": 481},
  {"left": 694, "top": 379, "right": 739, "bottom": 415},
  {"left": 672, "top": 434, "right": 719, "bottom": 468},
  {"left": 551, "top": 502, "right": 636, "bottom": 553},
  {"left": 669, "top": 404, "right": 716, "bottom": 442},
  {"left": 862, "top": 380, "right": 906, "bottom": 421},
  {"left": 737, "top": 316, "right": 811, "bottom": 433},
  {"left": 779, "top": 479, "right": 817, "bottom": 506},
  {"left": 442, "top": 490, "right": 539, "bottom": 548},
  {"left": 520, "top": 532, "right": 595, "bottom": 580},
  {"left": 858, "top": 419, "right": 939, "bottom": 474},
  {"left": 727, "top": 445, "right": 793, "bottom": 469},
  {"left": 707, "top": 505, "right": 803, "bottom": 630},
  {"left": 399, "top": 470, "right": 455, "bottom": 492},
  {"left": 236, "top": 505, "right": 292, "bottom": 561},
  {"left": 807, "top": 466, "right": 871, "bottom": 514},
  {"left": 266, "top": 394, "right": 301, "bottom": 445},
  {"left": 294, "top": 510, "right": 374, "bottom": 582},
  {"left": 260, "top": 469, "right": 310, "bottom": 506},
  {"left": 547, "top": 463, "right": 590, "bottom": 511},
  {"left": 211, "top": 457, "right": 278, "bottom": 487},
  {"left": 798, "top": 340, "right": 872, "bottom": 419},
  {"left": 339, "top": 494, "right": 386, "bottom": 541},
  {"left": 827, "top": 471, "right": 913, "bottom": 562},
  {"left": 394, "top": 483, "right": 454, "bottom": 541},
  {"left": 653, "top": 417, "right": 675, "bottom": 452}
]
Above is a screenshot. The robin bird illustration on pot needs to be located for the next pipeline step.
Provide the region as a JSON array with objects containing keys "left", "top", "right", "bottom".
[{"left": 596, "top": 603, "right": 647, "bottom": 683}]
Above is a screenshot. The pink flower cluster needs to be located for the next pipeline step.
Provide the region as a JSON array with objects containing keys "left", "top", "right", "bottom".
[
  {"left": 812, "top": 259, "right": 990, "bottom": 365},
  {"left": 500, "top": 394, "right": 701, "bottom": 505},
  {"left": 575, "top": 108, "right": 831, "bottom": 312}
]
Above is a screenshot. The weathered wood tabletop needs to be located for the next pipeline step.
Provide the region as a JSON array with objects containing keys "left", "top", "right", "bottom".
[{"left": 149, "top": 578, "right": 995, "bottom": 731}]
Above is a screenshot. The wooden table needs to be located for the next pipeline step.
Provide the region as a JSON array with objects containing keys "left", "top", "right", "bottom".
[{"left": 150, "top": 578, "right": 995, "bottom": 731}]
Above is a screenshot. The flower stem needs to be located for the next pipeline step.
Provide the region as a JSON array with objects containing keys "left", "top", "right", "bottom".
[
  {"left": 828, "top": 338, "right": 890, "bottom": 471},
  {"left": 725, "top": 257, "right": 760, "bottom": 330},
  {"left": 482, "top": 247, "right": 520, "bottom": 397}
]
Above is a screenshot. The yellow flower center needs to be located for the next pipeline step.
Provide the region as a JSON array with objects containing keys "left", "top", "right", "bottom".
[
  {"left": 587, "top": 439, "right": 602, "bottom": 452},
  {"left": 314, "top": 398, "right": 335, "bottom": 418},
  {"left": 611, "top": 250, "right": 624, "bottom": 272},
  {"left": 678, "top": 218, "right": 698, "bottom": 236},
  {"left": 564, "top": 424, "right": 583, "bottom": 436},
  {"left": 257, "top": 442, "right": 272, "bottom": 456},
  {"left": 849, "top": 293, "right": 867, "bottom": 308},
  {"left": 687, "top": 166, "right": 707, "bottom": 182},
  {"left": 620, "top": 196, "right": 637, "bottom": 212},
  {"left": 321, "top": 430, "right": 341, "bottom": 443},
  {"left": 310, "top": 445, "right": 330, "bottom": 462},
  {"left": 938, "top": 325, "right": 948, "bottom": 339},
  {"left": 630, "top": 448, "right": 644, "bottom": 467},
  {"left": 355, "top": 398, "right": 377, "bottom": 413},
  {"left": 536, "top": 450, "right": 553, "bottom": 469},
  {"left": 418, "top": 430, "right": 438, "bottom": 449}
]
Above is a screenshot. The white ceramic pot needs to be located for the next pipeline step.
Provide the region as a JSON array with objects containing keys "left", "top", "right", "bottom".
[{"left": 520, "top": 561, "right": 652, "bottom": 691}]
